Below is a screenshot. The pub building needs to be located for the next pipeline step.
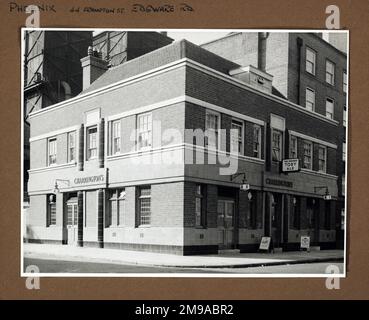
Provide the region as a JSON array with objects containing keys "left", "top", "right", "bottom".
[{"left": 26, "top": 33, "right": 346, "bottom": 254}]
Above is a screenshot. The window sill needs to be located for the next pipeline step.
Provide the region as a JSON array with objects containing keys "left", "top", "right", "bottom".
[{"left": 137, "top": 224, "right": 151, "bottom": 228}]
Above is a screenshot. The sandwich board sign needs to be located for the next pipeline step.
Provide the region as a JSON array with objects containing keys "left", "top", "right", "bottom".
[
  {"left": 300, "top": 236, "right": 310, "bottom": 251},
  {"left": 282, "top": 159, "right": 300, "bottom": 173},
  {"left": 259, "top": 237, "right": 271, "bottom": 251}
]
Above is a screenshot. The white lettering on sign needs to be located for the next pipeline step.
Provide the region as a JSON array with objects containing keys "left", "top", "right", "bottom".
[
  {"left": 74, "top": 175, "right": 105, "bottom": 185},
  {"left": 259, "top": 237, "right": 271, "bottom": 251},
  {"left": 300, "top": 236, "right": 310, "bottom": 249},
  {"left": 282, "top": 159, "right": 300, "bottom": 172}
]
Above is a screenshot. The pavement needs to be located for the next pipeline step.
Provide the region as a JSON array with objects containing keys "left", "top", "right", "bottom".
[{"left": 23, "top": 243, "right": 344, "bottom": 269}]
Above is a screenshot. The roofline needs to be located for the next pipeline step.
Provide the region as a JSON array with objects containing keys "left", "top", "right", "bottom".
[
  {"left": 308, "top": 32, "right": 348, "bottom": 57},
  {"left": 28, "top": 58, "right": 339, "bottom": 127},
  {"left": 200, "top": 31, "right": 348, "bottom": 57}
]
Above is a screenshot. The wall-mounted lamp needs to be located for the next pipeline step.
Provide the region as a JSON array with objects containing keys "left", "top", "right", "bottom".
[
  {"left": 231, "top": 172, "right": 250, "bottom": 191},
  {"left": 247, "top": 191, "right": 253, "bottom": 201},
  {"left": 292, "top": 197, "right": 297, "bottom": 205},
  {"left": 53, "top": 179, "right": 70, "bottom": 194},
  {"left": 314, "top": 186, "right": 332, "bottom": 201}
]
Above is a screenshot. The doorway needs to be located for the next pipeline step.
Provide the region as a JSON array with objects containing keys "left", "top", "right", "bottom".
[
  {"left": 270, "top": 193, "right": 283, "bottom": 248},
  {"left": 217, "top": 199, "right": 235, "bottom": 249},
  {"left": 66, "top": 198, "right": 78, "bottom": 245}
]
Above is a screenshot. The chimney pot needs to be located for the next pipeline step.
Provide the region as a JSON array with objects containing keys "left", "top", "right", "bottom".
[{"left": 80, "top": 51, "right": 108, "bottom": 90}]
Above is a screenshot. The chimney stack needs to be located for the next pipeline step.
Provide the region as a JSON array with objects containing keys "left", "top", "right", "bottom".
[{"left": 80, "top": 46, "right": 108, "bottom": 90}]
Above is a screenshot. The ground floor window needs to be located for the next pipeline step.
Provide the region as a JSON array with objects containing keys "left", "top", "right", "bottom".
[
  {"left": 67, "top": 195, "right": 78, "bottom": 226},
  {"left": 306, "top": 198, "right": 315, "bottom": 229},
  {"left": 324, "top": 201, "right": 331, "bottom": 230},
  {"left": 195, "top": 184, "right": 206, "bottom": 227},
  {"left": 291, "top": 196, "right": 301, "bottom": 230},
  {"left": 247, "top": 191, "right": 257, "bottom": 229},
  {"left": 109, "top": 189, "right": 126, "bottom": 226},
  {"left": 138, "top": 186, "right": 151, "bottom": 226},
  {"left": 47, "top": 194, "right": 56, "bottom": 226}
]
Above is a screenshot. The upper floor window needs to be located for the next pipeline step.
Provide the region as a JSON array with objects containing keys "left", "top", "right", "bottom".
[
  {"left": 343, "top": 71, "right": 347, "bottom": 93},
  {"left": 272, "top": 130, "right": 283, "bottom": 162},
  {"left": 137, "top": 113, "right": 152, "bottom": 150},
  {"left": 326, "top": 98, "right": 334, "bottom": 120},
  {"left": 342, "top": 142, "right": 346, "bottom": 162},
  {"left": 306, "top": 47, "right": 316, "bottom": 75},
  {"left": 112, "top": 120, "right": 121, "bottom": 155},
  {"left": 231, "top": 119, "right": 244, "bottom": 155},
  {"left": 290, "top": 135, "right": 298, "bottom": 158},
  {"left": 87, "top": 126, "right": 97, "bottom": 160},
  {"left": 318, "top": 145, "right": 327, "bottom": 173},
  {"left": 326, "top": 60, "right": 335, "bottom": 85},
  {"left": 343, "top": 106, "right": 347, "bottom": 127},
  {"left": 205, "top": 110, "right": 220, "bottom": 149},
  {"left": 305, "top": 88, "right": 315, "bottom": 111},
  {"left": 48, "top": 137, "right": 57, "bottom": 166},
  {"left": 109, "top": 189, "right": 126, "bottom": 226},
  {"left": 253, "top": 124, "right": 262, "bottom": 158},
  {"left": 303, "top": 141, "right": 313, "bottom": 170},
  {"left": 67, "top": 131, "right": 76, "bottom": 163},
  {"left": 342, "top": 174, "right": 346, "bottom": 196},
  {"left": 138, "top": 186, "right": 151, "bottom": 226}
]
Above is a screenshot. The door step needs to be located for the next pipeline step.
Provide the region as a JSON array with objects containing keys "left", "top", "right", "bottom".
[
  {"left": 309, "top": 246, "right": 321, "bottom": 251},
  {"left": 272, "top": 247, "right": 283, "bottom": 253},
  {"left": 218, "top": 249, "right": 241, "bottom": 254}
]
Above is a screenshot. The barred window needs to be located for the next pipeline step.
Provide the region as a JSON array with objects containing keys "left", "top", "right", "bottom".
[
  {"left": 48, "top": 137, "right": 57, "bottom": 166},
  {"left": 138, "top": 186, "right": 151, "bottom": 226},
  {"left": 303, "top": 141, "right": 312, "bottom": 170},
  {"left": 87, "top": 126, "right": 97, "bottom": 160},
  {"left": 318, "top": 146, "right": 327, "bottom": 173},
  {"left": 137, "top": 113, "right": 152, "bottom": 150},
  {"left": 195, "top": 185, "right": 206, "bottom": 227}
]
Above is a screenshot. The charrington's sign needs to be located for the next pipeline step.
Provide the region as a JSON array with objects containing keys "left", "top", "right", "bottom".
[
  {"left": 265, "top": 178, "right": 293, "bottom": 188},
  {"left": 74, "top": 175, "right": 105, "bottom": 185}
]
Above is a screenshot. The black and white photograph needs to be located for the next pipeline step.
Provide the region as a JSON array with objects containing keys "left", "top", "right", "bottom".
[{"left": 22, "top": 29, "right": 348, "bottom": 276}]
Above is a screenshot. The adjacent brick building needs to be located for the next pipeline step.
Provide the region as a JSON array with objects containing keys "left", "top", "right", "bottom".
[{"left": 26, "top": 32, "right": 347, "bottom": 254}]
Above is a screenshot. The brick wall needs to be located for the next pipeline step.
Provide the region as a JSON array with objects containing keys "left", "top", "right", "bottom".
[{"left": 151, "top": 182, "right": 184, "bottom": 227}]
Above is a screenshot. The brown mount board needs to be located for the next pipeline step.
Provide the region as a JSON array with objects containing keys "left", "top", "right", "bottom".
[{"left": 0, "top": 0, "right": 368, "bottom": 300}]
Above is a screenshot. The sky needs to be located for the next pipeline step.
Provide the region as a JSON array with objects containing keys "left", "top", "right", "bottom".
[
  {"left": 166, "top": 31, "right": 229, "bottom": 45},
  {"left": 93, "top": 30, "right": 229, "bottom": 45}
]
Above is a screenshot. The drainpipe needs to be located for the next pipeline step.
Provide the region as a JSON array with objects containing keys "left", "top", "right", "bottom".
[
  {"left": 98, "top": 118, "right": 105, "bottom": 168},
  {"left": 77, "top": 191, "right": 84, "bottom": 247},
  {"left": 78, "top": 124, "right": 84, "bottom": 171},
  {"left": 296, "top": 37, "right": 303, "bottom": 105}
]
